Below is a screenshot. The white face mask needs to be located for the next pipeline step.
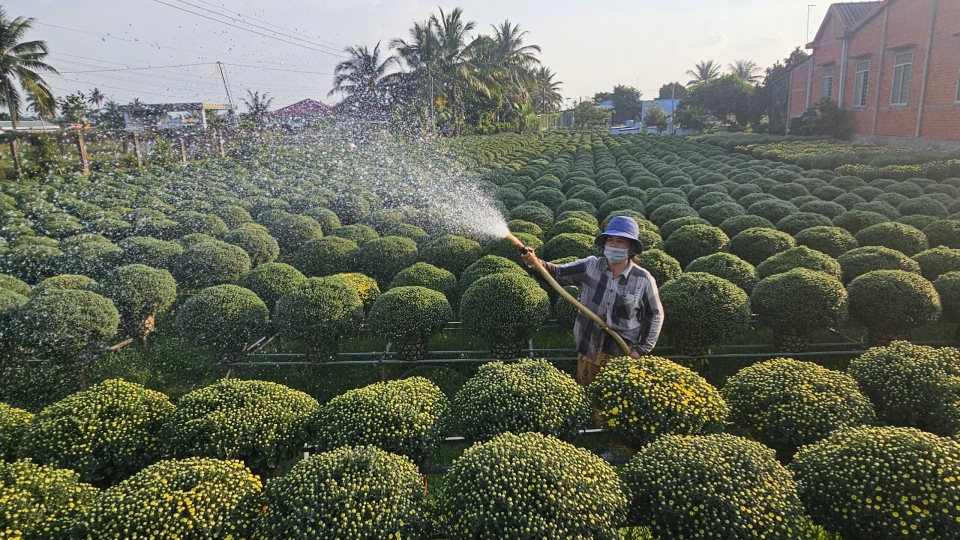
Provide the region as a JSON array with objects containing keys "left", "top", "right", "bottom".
[{"left": 604, "top": 246, "right": 630, "bottom": 263}]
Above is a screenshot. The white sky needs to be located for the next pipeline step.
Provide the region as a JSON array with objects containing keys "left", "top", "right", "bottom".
[{"left": 12, "top": 0, "right": 835, "bottom": 111}]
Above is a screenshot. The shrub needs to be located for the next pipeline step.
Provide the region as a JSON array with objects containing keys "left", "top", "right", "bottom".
[
  {"left": 833, "top": 210, "right": 890, "bottom": 234},
  {"left": 747, "top": 199, "right": 798, "bottom": 224},
  {"left": 441, "top": 432, "right": 626, "bottom": 540},
  {"left": 354, "top": 236, "right": 418, "bottom": 285},
  {"left": 55, "top": 235, "right": 122, "bottom": 279},
  {"left": 236, "top": 262, "right": 306, "bottom": 311},
  {"left": 481, "top": 232, "right": 542, "bottom": 267},
  {"left": 752, "top": 268, "right": 846, "bottom": 334},
  {"left": 637, "top": 249, "right": 681, "bottom": 285},
  {"left": 723, "top": 358, "right": 874, "bottom": 457},
  {"left": 75, "top": 457, "right": 262, "bottom": 540},
  {"left": 912, "top": 247, "right": 960, "bottom": 281},
  {"left": 458, "top": 255, "right": 526, "bottom": 294},
  {"left": 839, "top": 245, "right": 920, "bottom": 284},
  {"left": 546, "top": 217, "right": 598, "bottom": 240},
  {"left": 718, "top": 214, "right": 775, "bottom": 237},
  {"left": 210, "top": 204, "right": 252, "bottom": 229},
  {"left": 274, "top": 277, "right": 364, "bottom": 358},
  {"left": 756, "top": 245, "right": 841, "bottom": 280},
  {"left": 32, "top": 273, "right": 96, "bottom": 295},
  {"left": 685, "top": 252, "right": 757, "bottom": 293},
  {"left": 663, "top": 224, "right": 728, "bottom": 268},
  {"left": 588, "top": 356, "right": 728, "bottom": 447},
  {"left": 794, "top": 225, "right": 859, "bottom": 257},
  {"left": 0, "top": 459, "right": 98, "bottom": 538},
  {"left": 649, "top": 202, "right": 698, "bottom": 227},
  {"left": 598, "top": 195, "right": 645, "bottom": 221},
  {"left": 538, "top": 232, "right": 596, "bottom": 261},
  {"left": 509, "top": 203, "right": 554, "bottom": 231},
  {"left": 389, "top": 262, "right": 457, "bottom": 300},
  {"left": 659, "top": 216, "right": 709, "bottom": 239},
  {"left": 331, "top": 223, "right": 378, "bottom": 245},
  {"left": 21, "top": 379, "right": 174, "bottom": 485},
  {"left": 460, "top": 274, "right": 551, "bottom": 357},
  {"left": 257, "top": 446, "right": 424, "bottom": 540},
  {"left": 418, "top": 235, "right": 482, "bottom": 276},
  {"left": 855, "top": 221, "right": 928, "bottom": 256},
  {"left": 3, "top": 243, "right": 62, "bottom": 284},
  {"left": 0, "top": 403, "right": 32, "bottom": 461},
  {"left": 507, "top": 219, "right": 544, "bottom": 238},
  {"left": 170, "top": 239, "right": 251, "bottom": 290},
  {"left": 848, "top": 342, "right": 960, "bottom": 435},
  {"left": 0, "top": 273, "right": 29, "bottom": 296},
  {"left": 293, "top": 236, "right": 358, "bottom": 277},
  {"left": 727, "top": 227, "right": 796, "bottom": 266},
  {"left": 332, "top": 272, "right": 380, "bottom": 310},
  {"left": 173, "top": 211, "right": 228, "bottom": 238},
  {"left": 898, "top": 214, "right": 940, "bottom": 231},
  {"left": 162, "top": 379, "right": 319, "bottom": 472},
  {"left": 97, "top": 264, "right": 177, "bottom": 338},
  {"left": 386, "top": 222, "right": 430, "bottom": 245},
  {"left": 791, "top": 427, "right": 960, "bottom": 540},
  {"left": 222, "top": 224, "right": 280, "bottom": 265},
  {"left": 934, "top": 271, "right": 960, "bottom": 325},
  {"left": 847, "top": 270, "right": 941, "bottom": 337},
  {"left": 448, "top": 359, "right": 590, "bottom": 442},
  {"left": 923, "top": 219, "right": 960, "bottom": 248},
  {"left": 660, "top": 272, "right": 750, "bottom": 352},
  {"left": 525, "top": 186, "right": 566, "bottom": 211},
  {"left": 311, "top": 377, "right": 447, "bottom": 465},
  {"left": 367, "top": 286, "right": 452, "bottom": 357},
  {"left": 15, "top": 289, "right": 119, "bottom": 360},
  {"left": 800, "top": 200, "right": 848, "bottom": 219},
  {"left": 699, "top": 201, "right": 745, "bottom": 226},
  {"left": 622, "top": 434, "right": 806, "bottom": 537},
  {"left": 176, "top": 284, "right": 270, "bottom": 360},
  {"left": 117, "top": 236, "right": 183, "bottom": 268},
  {"left": 776, "top": 211, "right": 833, "bottom": 236}
]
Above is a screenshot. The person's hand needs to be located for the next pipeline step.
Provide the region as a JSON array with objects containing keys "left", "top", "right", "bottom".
[
  {"left": 520, "top": 248, "right": 538, "bottom": 267},
  {"left": 629, "top": 349, "right": 641, "bottom": 359}
]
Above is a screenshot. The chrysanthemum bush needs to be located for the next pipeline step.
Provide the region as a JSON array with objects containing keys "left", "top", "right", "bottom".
[
  {"left": 847, "top": 341, "right": 960, "bottom": 435},
  {"left": 311, "top": 377, "right": 447, "bottom": 465},
  {"left": 440, "top": 432, "right": 626, "bottom": 540},
  {"left": 659, "top": 272, "right": 751, "bottom": 354},
  {"left": 721, "top": 358, "right": 875, "bottom": 457},
  {"left": 367, "top": 286, "right": 452, "bottom": 360},
  {"left": 161, "top": 379, "right": 319, "bottom": 473},
  {"left": 447, "top": 359, "right": 590, "bottom": 442},
  {"left": 73, "top": 457, "right": 263, "bottom": 540},
  {"left": 257, "top": 446, "right": 424, "bottom": 540},
  {"left": 751, "top": 268, "right": 847, "bottom": 348},
  {"left": 176, "top": 284, "right": 270, "bottom": 361},
  {"left": 622, "top": 434, "right": 808, "bottom": 538},
  {"left": 388, "top": 261, "right": 458, "bottom": 300},
  {"left": 0, "top": 402, "right": 32, "bottom": 461},
  {"left": 790, "top": 426, "right": 960, "bottom": 540},
  {"left": 460, "top": 273, "right": 550, "bottom": 359},
  {"left": 847, "top": 270, "right": 941, "bottom": 342},
  {"left": 13, "top": 288, "right": 119, "bottom": 362},
  {"left": 0, "top": 458, "right": 98, "bottom": 539},
  {"left": 273, "top": 276, "right": 364, "bottom": 358},
  {"left": 20, "top": 379, "right": 175, "bottom": 486},
  {"left": 587, "top": 356, "right": 728, "bottom": 448},
  {"left": 96, "top": 264, "right": 177, "bottom": 338},
  {"left": 333, "top": 272, "right": 380, "bottom": 311}
]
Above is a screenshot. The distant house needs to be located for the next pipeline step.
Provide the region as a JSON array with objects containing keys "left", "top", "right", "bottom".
[
  {"left": 118, "top": 102, "right": 236, "bottom": 131},
  {"left": 268, "top": 99, "right": 334, "bottom": 120},
  {"left": 0, "top": 120, "right": 61, "bottom": 133}
]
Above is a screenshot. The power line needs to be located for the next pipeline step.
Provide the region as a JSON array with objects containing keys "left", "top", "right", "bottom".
[
  {"left": 190, "top": 0, "right": 344, "bottom": 49},
  {"left": 59, "top": 62, "right": 215, "bottom": 74},
  {"left": 222, "top": 62, "right": 331, "bottom": 75},
  {"left": 34, "top": 21, "right": 200, "bottom": 54}
]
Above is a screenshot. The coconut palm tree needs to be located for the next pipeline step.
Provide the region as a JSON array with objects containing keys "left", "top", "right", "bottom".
[
  {"left": 0, "top": 7, "right": 59, "bottom": 177},
  {"left": 686, "top": 60, "right": 721, "bottom": 86},
  {"left": 487, "top": 20, "right": 540, "bottom": 104},
  {"left": 87, "top": 87, "right": 105, "bottom": 109},
  {"left": 242, "top": 89, "right": 273, "bottom": 129},
  {"left": 531, "top": 66, "right": 563, "bottom": 114},
  {"left": 390, "top": 19, "right": 441, "bottom": 134},
  {"left": 429, "top": 7, "right": 489, "bottom": 135},
  {"left": 328, "top": 42, "right": 395, "bottom": 117},
  {"left": 24, "top": 76, "right": 55, "bottom": 120},
  {"left": 728, "top": 59, "right": 762, "bottom": 84}
]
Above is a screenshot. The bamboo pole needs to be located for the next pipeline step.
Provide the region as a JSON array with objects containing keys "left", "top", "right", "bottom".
[{"left": 504, "top": 232, "right": 631, "bottom": 354}]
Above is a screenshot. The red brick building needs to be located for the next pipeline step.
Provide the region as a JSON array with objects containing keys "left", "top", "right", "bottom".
[{"left": 787, "top": 0, "right": 960, "bottom": 148}]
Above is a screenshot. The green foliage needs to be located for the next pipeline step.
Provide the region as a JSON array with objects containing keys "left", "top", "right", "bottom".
[
  {"left": 0, "top": 273, "right": 31, "bottom": 297},
  {"left": 332, "top": 272, "right": 381, "bottom": 311},
  {"left": 622, "top": 434, "right": 807, "bottom": 537},
  {"left": 660, "top": 272, "right": 750, "bottom": 347},
  {"left": 637, "top": 249, "right": 681, "bottom": 285},
  {"left": 354, "top": 236, "right": 418, "bottom": 285},
  {"left": 367, "top": 286, "right": 452, "bottom": 344},
  {"left": 331, "top": 224, "right": 379, "bottom": 245},
  {"left": 161, "top": 379, "right": 319, "bottom": 472},
  {"left": 222, "top": 224, "right": 280, "bottom": 265},
  {"left": 173, "top": 211, "right": 229, "bottom": 238},
  {"left": 663, "top": 224, "right": 728, "bottom": 268},
  {"left": 74, "top": 457, "right": 262, "bottom": 540},
  {"left": 718, "top": 214, "right": 775, "bottom": 237},
  {"left": 573, "top": 100, "right": 612, "bottom": 131},
  {"left": 509, "top": 203, "right": 554, "bottom": 231},
  {"left": 175, "top": 284, "right": 270, "bottom": 359},
  {"left": 170, "top": 239, "right": 251, "bottom": 290},
  {"left": 458, "top": 255, "right": 527, "bottom": 295},
  {"left": 20, "top": 379, "right": 175, "bottom": 485},
  {"left": 236, "top": 262, "right": 306, "bottom": 311},
  {"left": 15, "top": 289, "right": 119, "bottom": 360},
  {"left": 838, "top": 245, "right": 921, "bottom": 284},
  {"left": 538, "top": 232, "right": 596, "bottom": 261},
  {"left": 752, "top": 268, "right": 846, "bottom": 335},
  {"left": 441, "top": 432, "right": 626, "bottom": 540},
  {"left": 847, "top": 270, "right": 941, "bottom": 334},
  {"left": 934, "top": 271, "right": 960, "bottom": 324},
  {"left": 791, "top": 427, "right": 960, "bottom": 540},
  {"left": 389, "top": 262, "right": 458, "bottom": 300},
  {"left": 293, "top": 236, "right": 358, "bottom": 277},
  {"left": 792, "top": 98, "right": 850, "bottom": 138},
  {"left": 855, "top": 222, "right": 929, "bottom": 256},
  {"left": 833, "top": 210, "right": 890, "bottom": 235},
  {"left": 912, "top": 247, "right": 960, "bottom": 281},
  {"left": 756, "top": 245, "right": 841, "bottom": 280},
  {"left": 460, "top": 273, "right": 551, "bottom": 349},
  {"left": 683, "top": 74, "right": 755, "bottom": 128},
  {"left": 448, "top": 359, "right": 590, "bottom": 442},
  {"left": 117, "top": 236, "right": 183, "bottom": 268},
  {"left": 311, "top": 377, "right": 447, "bottom": 465},
  {"left": 685, "top": 252, "right": 757, "bottom": 293},
  {"left": 794, "top": 225, "right": 859, "bottom": 258},
  {"left": 0, "top": 458, "right": 98, "bottom": 539},
  {"left": 546, "top": 217, "right": 598, "bottom": 240},
  {"left": 97, "top": 264, "right": 177, "bottom": 337},
  {"left": 923, "top": 219, "right": 960, "bottom": 249},
  {"left": 727, "top": 227, "right": 796, "bottom": 266},
  {"left": 257, "top": 446, "right": 424, "bottom": 540},
  {"left": 32, "top": 274, "right": 96, "bottom": 295},
  {"left": 55, "top": 234, "right": 122, "bottom": 279},
  {"left": 0, "top": 403, "right": 32, "bottom": 461},
  {"left": 722, "top": 359, "right": 874, "bottom": 456},
  {"left": 418, "top": 235, "right": 482, "bottom": 276},
  {"left": 848, "top": 342, "right": 960, "bottom": 435},
  {"left": 481, "top": 232, "right": 543, "bottom": 266},
  {"left": 660, "top": 216, "right": 709, "bottom": 239},
  {"left": 273, "top": 277, "right": 364, "bottom": 357}
]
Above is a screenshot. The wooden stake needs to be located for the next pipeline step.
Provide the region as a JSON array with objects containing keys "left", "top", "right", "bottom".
[
  {"left": 179, "top": 138, "right": 188, "bottom": 163},
  {"left": 76, "top": 132, "right": 90, "bottom": 175},
  {"left": 217, "top": 130, "right": 225, "bottom": 158},
  {"left": 132, "top": 132, "right": 143, "bottom": 167}
]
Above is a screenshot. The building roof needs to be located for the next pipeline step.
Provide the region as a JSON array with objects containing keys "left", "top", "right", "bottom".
[
  {"left": 834, "top": 1, "right": 883, "bottom": 28},
  {"left": 268, "top": 99, "right": 333, "bottom": 118},
  {"left": 117, "top": 102, "right": 235, "bottom": 113}
]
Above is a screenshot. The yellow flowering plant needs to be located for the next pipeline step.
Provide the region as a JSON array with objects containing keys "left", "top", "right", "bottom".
[
  {"left": 0, "top": 402, "right": 32, "bottom": 461},
  {"left": 0, "top": 458, "right": 98, "bottom": 539}
]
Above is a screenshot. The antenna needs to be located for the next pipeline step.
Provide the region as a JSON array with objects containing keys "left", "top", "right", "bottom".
[{"left": 807, "top": 4, "right": 817, "bottom": 44}]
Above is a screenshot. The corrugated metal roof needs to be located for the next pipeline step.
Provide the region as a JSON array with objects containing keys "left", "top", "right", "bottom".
[{"left": 834, "top": 2, "right": 883, "bottom": 28}]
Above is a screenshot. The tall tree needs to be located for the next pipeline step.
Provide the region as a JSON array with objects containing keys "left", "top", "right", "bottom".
[
  {"left": 487, "top": 20, "right": 540, "bottom": 105},
  {"left": 682, "top": 74, "right": 754, "bottom": 128},
  {"left": 430, "top": 7, "right": 488, "bottom": 135},
  {"left": 573, "top": 100, "right": 610, "bottom": 131},
  {"left": 686, "top": 60, "right": 721, "bottom": 86},
  {"left": 87, "top": 88, "right": 105, "bottom": 109},
  {"left": 24, "top": 76, "right": 55, "bottom": 119},
  {"left": 658, "top": 82, "right": 687, "bottom": 100},
  {"left": 242, "top": 89, "right": 273, "bottom": 129},
  {"left": 729, "top": 60, "right": 761, "bottom": 84},
  {"left": 390, "top": 19, "right": 441, "bottom": 134},
  {"left": 57, "top": 91, "right": 86, "bottom": 123},
  {"left": 0, "top": 7, "right": 59, "bottom": 178},
  {"left": 328, "top": 42, "right": 395, "bottom": 117},
  {"left": 609, "top": 85, "right": 642, "bottom": 125},
  {"left": 530, "top": 66, "right": 563, "bottom": 114}
]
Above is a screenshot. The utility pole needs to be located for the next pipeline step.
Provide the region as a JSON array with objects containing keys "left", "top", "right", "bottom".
[
  {"left": 807, "top": 5, "right": 817, "bottom": 44},
  {"left": 216, "top": 61, "right": 239, "bottom": 127}
]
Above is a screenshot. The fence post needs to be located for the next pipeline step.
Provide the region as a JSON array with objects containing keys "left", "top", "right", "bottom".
[
  {"left": 76, "top": 131, "right": 91, "bottom": 175},
  {"left": 217, "top": 130, "right": 225, "bottom": 158},
  {"left": 132, "top": 132, "right": 143, "bottom": 168},
  {"left": 179, "top": 138, "right": 188, "bottom": 163}
]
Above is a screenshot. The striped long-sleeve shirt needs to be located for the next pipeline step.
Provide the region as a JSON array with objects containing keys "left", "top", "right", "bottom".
[{"left": 539, "top": 256, "right": 663, "bottom": 359}]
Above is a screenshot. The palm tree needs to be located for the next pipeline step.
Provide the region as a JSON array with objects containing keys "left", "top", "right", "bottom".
[
  {"left": 686, "top": 60, "right": 721, "bottom": 86},
  {"left": 429, "top": 7, "right": 489, "bottom": 136},
  {"left": 531, "top": 66, "right": 563, "bottom": 114},
  {"left": 328, "top": 42, "right": 395, "bottom": 117},
  {"left": 0, "top": 7, "right": 59, "bottom": 177},
  {"left": 242, "top": 89, "right": 273, "bottom": 129},
  {"left": 87, "top": 87, "right": 105, "bottom": 109},
  {"left": 390, "top": 20, "right": 441, "bottom": 134},
  {"left": 487, "top": 20, "right": 540, "bottom": 104},
  {"left": 728, "top": 59, "right": 761, "bottom": 84},
  {"left": 24, "top": 76, "right": 55, "bottom": 120}
]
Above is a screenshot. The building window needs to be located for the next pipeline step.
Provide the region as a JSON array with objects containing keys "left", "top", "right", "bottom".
[
  {"left": 854, "top": 61, "right": 870, "bottom": 107},
  {"left": 821, "top": 66, "right": 835, "bottom": 99},
  {"left": 891, "top": 52, "right": 913, "bottom": 106}
]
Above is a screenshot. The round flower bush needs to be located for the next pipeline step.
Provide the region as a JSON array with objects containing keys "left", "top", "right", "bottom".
[
  {"left": 685, "top": 251, "right": 757, "bottom": 293},
  {"left": 311, "top": 377, "right": 447, "bottom": 466},
  {"left": 923, "top": 219, "right": 960, "bottom": 249},
  {"left": 507, "top": 219, "right": 544, "bottom": 238},
  {"left": 776, "top": 211, "right": 834, "bottom": 236},
  {"left": 587, "top": 356, "right": 728, "bottom": 448},
  {"left": 509, "top": 203, "right": 554, "bottom": 231},
  {"left": 170, "top": 239, "right": 251, "bottom": 290},
  {"left": 659, "top": 216, "right": 709, "bottom": 240},
  {"left": 649, "top": 202, "right": 699, "bottom": 227},
  {"left": 274, "top": 277, "right": 364, "bottom": 358},
  {"left": 0, "top": 272, "right": 31, "bottom": 297},
  {"left": 418, "top": 234, "right": 482, "bottom": 276},
  {"left": 722, "top": 358, "right": 875, "bottom": 457},
  {"left": 699, "top": 201, "right": 746, "bottom": 226},
  {"left": 332, "top": 272, "right": 380, "bottom": 310},
  {"left": 458, "top": 255, "right": 526, "bottom": 295},
  {"left": 14, "top": 289, "right": 119, "bottom": 361},
  {"left": 176, "top": 284, "right": 270, "bottom": 360},
  {"left": 934, "top": 271, "right": 960, "bottom": 326},
  {"left": 3, "top": 243, "right": 63, "bottom": 284},
  {"left": 839, "top": 245, "right": 921, "bottom": 284},
  {"left": 637, "top": 249, "right": 682, "bottom": 285},
  {"left": 659, "top": 272, "right": 751, "bottom": 354},
  {"left": 162, "top": 379, "right": 319, "bottom": 473},
  {"left": 790, "top": 427, "right": 960, "bottom": 540},
  {"left": 752, "top": 269, "right": 847, "bottom": 346},
  {"left": 756, "top": 245, "right": 842, "bottom": 280},
  {"left": 32, "top": 273, "right": 96, "bottom": 295},
  {"left": 537, "top": 232, "right": 596, "bottom": 261},
  {"left": 848, "top": 341, "right": 960, "bottom": 435},
  {"left": 236, "top": 262, "right": 306, "bottom": 311},
  {"left": 55, "top": 234, "right": 122, "bottom": 279},
  {"left": 354, "top": 235, "right": 418, "bottom": 285},
  {"left": 389, "top": 261, "right": 457, "bottom": 299},
  {"left": 460, "top": 273, "right": 551, "bottom": 358},
  {"left": 20, "top": 379, "right": 175, "bottom": 486},
  {"left": 74, "top": 457, "right": 262, "bottom": 540},
  {"left": 447, "top": 359, "right": 590, "bottom": 442},
  {"left": 622, "top": 434, "right": 807, "bottom": 537},
  {"left": 173, "top": 210, "right": 228, "bottom": 238},
  {"left": 257, "top": 446, "right": 424, "bottom": 540},
  {"left": 727, "top": 227, "right": 797, "bottom": 266},
  {"left": 257, "top": 210, "right": 324, "bottom": 253},
  {"left": 0, "top": 458, "right": 98, "bottom": 539},
  {"left": 367, "top": 286, "right": 452, "bottom": 359},
  {"left": 912, "top": 247, "right": 960, "bottom": 281},
  {"left": 441, "top": 432, "right": 626, "bottom": 540},
  {"left": 545, "top": 217, "right": 598, "bottom": 240},
  {"left": 718, "top": 214, "right": 776, "bottom": 238},
  {"left": 663, "top": 224, "right": 729, "bottom": 268},
  {"left": 834, "top": 210, "right": 890, "bottom": 235},
  {"left": 847, "top": 270, "right": 941, "bottom": 342},
  {"left": 222, "top": 223, "right": 280, "bottom": 265},
  {"left": 117, "top": 236, "right": 183, "bottom": 268},
  {"left": 293, "top": 236, "right": 358, "bottom": 277},
  {"left": 97, "top": 264, "right": 177, "bottom": 338},
  {"left": 855, "top": 222, "right": 929, "bottom": 256},
  {"left": 794, "top": 225, "right": 859, "bottom": 257},
  {"left": 747, "top": 198, "right": 799, "bottom": 224},
  {"left": 0, "top": 402, "right": 32, "bottom": 461}
]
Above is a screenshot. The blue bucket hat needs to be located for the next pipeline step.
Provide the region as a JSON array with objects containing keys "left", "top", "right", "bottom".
[{"left": 595, "top": 216, "right": 644, "bottom": 254}]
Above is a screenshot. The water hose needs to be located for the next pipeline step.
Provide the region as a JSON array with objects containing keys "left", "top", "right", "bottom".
[{"left": 505, "top": 233, "right": 631, "bottom": 355}]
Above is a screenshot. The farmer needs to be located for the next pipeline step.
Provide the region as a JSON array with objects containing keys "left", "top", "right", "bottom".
[{"left": 520, "top": 216, "right": 663, "bottom": 386}]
